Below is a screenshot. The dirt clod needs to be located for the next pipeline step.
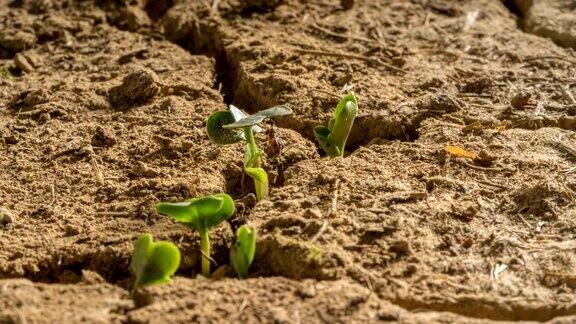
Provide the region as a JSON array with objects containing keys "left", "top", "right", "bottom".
[
  {"left": 109, "top": 67, "right": 161, "bottom": 107},
  {"left": 91, "top": 126, "right": 117, "bottom": 147},
  {"left": 389, "top": 240, "right": 411, "bottom": 255},
  {"left": 14, "top": 53, "right": 34, "bottom": 72},
  {"left": 511, "top": 90, "right": 533, "bottom": 109},
  {"left": 341, "top": 0, "right": 354, "bottom": 10},
  {"left": 0, "top": 207, "right": 14, "bottom": 225},
  {"left": 117, "top": 5, "right": 152, "bottom": 32},
  {"left": 0, "top": 30, "right": 36, "bottom": 54}
]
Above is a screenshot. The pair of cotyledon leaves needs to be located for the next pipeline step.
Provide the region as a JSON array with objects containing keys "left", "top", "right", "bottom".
[
  {"left": 313, "top": 93, "right": 358, "bottom": 157},
  {"left": 206, "top": 105, "right": 293, "bottom": 145},
  {"left": 206, "top": 105, "right": 292, "bottom": 186},
  {"left": 230, "top": 225, "right": 257, "bottom": 279},
  {"left": 130, "top": 234, "right": 180, "bottom": 288}
]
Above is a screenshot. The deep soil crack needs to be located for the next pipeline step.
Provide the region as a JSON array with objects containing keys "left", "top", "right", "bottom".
[{"left": 503, "top": 0, "right": 576, "bottom": 50}]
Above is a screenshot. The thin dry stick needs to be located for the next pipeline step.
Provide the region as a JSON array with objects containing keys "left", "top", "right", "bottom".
[
  {"left": 126, "top": 115, "right": 197, "bottom": 121},
  {"left": 47, "top": 184, "right": 56, "bottom": 207},
  {"left": 477, "top": 179, "right": 509, "bottom": 190},
  {"left": 560, "top": 86, "right": 576, "bottom": 104},
  {"left": 294, "top": 49, "right": 407, "bottom": 73},
  {"left": 563, "top": 166, "right": 576, "bottom": 173},
  {"left": 330, "top": 178, "right": 340, "bottom": 214},
  {"left": 553, "top": 141, "right": 576, "bottom": 160},
  {"left": 310, "top": 24, "right": 380, "bottom": 45},
  {"left": 523, "top": 55, "right": 576, "bottom": 66},
  {"left": 95, "top": 211, "right": 131, "bottom": 217},
  {"left": 90, "top": 156, "right": 105, "bottom": 185},
  {"left": 459, "top": 160, "right": 508, "bottom": 173},
  {"left": 394, "top": 205, "right": 425, "bottom": 220},
  {"left": 309, "top": 88, "right": 341, "bottom": 98}
]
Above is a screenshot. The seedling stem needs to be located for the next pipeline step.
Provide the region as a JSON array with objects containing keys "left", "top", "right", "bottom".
[
  {"left": 199, "top": 228, "right": 211, "bottom": 276},
  {"left": 243, "top": 126, "right": 268, "bottom": 200}
]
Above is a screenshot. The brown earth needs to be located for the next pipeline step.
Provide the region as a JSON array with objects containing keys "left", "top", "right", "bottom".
[{"left": 1, "top": 0, "right": 575, "bottom": 322}]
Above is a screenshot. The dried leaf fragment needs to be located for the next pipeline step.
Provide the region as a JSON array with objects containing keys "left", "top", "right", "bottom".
[{"left": 444, "top": 145, "right": 478, "bottom": 159}]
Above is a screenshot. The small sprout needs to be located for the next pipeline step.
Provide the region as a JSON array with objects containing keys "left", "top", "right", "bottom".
[
  {"left": 156, "top": 193, "right": 235, "bottom": 277},
  {"left": 314, "top": 92, "right": 358, "bottom": 158},
  {"left": 206, "top": 105, "right": 292, "bottom": 201},
  {"left": 230, "top": 225, "right": 257, "bottom": 278},
  {"left": 0, "top": 67, "right": 13, "bottom": 80},
  {"left": 130, "top": 234, "right": 181, "bottom": 288}
]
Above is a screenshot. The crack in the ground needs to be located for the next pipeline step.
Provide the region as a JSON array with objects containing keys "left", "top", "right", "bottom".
[
  {"left": 391, "top": 296, "right": 576, "bottom": 322},
  {"left": 156, "top": 6, "right": 421, "bottom": 153},
  {"left": 503, "top": 0, "right": 576, "bottom": 50},
  {"left": 4, "top": 2, "right": 574, "bottom": 322}
]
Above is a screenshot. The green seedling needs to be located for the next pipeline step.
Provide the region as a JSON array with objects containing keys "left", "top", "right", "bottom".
[
  {"left": 314, "top": 92, "right": 358, "bottom": 158},
  {"left": 206, "top": 105, "right": 292, "bottom": 201},
  {"left": 130, "top": 234, "right": 181, "bottom": 288},
  {"left": 0, "top": 67, "right": 12, "bottom": 80},
  {"left": 230, "top": 225, "right": 256, "bottom": 278},
  {"left": 156, "top": 193, "right": 235, "bottom": 277}
]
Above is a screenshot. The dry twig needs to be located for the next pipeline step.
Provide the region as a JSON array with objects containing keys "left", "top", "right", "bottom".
[{"left": 294, "top": 49, "right": 407, "bottom": 73}]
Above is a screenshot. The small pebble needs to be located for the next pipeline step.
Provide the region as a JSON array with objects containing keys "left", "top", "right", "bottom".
[
  {"left": 0, "top": 206, "right": 14, "bottom": 225},
  {"left": 341, "top": 0, "right": 354, "bottom": 10},
  {"left": 14, "top": 53, "right": 34, "bottom": 72},
  {"left": 109, "top": 67, "right": 161, "bottom": 107}
]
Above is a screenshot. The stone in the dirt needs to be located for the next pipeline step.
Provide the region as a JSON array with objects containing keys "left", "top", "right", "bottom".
[
  {"left": 461, "top": 76, "right": 494, "bottom": 94},
  {"left": 416, "top": 93, "right": 462, "bottom": 113},
  {"left": 22, "top": 89, "right": 51, "bottom": 107},
  {"left": 14, "top": 53, "right": 34, "bottom": 72},
  {"left": 109, "top": 67, "right": 161, "bottom": 107},
  {"left": 91, "top": 126, "right": 117, "bottom": 147},
  {"left": 0, "top": 30, "right": 36, "bottom": 53},
  {"left": 117, "top": 5, "right": 152, "bottom": 32},
  {"left": 81, "top": 270, "right": 106, "bottom": 284},
  {"left": 0, "top": 206, "right": 14, "bottom": 225},
  {"left": 511, "top": 90, "right": 533, "bottom": 109},
  {"left": 341, "top": 0, "right": 354, "bottom": 10},
  {"left": 389, "top": 240, "right": 411, "bottom": 255}
]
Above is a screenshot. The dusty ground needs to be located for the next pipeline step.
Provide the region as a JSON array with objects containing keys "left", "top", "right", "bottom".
[{"left": 1, "top": 0, "right": 576, "bottom": 322}]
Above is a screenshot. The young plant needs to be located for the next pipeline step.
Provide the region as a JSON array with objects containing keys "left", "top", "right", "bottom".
[
  {"left": 206, "top": 105, "right": 292, "bottom": 201},
  {"left": 230, "top": 225, "right": 256, "bottom": 278},
  {"left": 0, "top": 67, "right": 12, "bottom": 80},
  {"left": 314, "top": 92, "right": 358, "bottom": 158},
  {"left": 130, "top": 233, "right": 181, "bottom": 288},
  {"left": 156, "top": 193, "right": 235, "bottom": 277}
]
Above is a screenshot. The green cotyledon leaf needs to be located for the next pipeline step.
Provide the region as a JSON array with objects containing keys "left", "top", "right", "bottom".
[
  {"left": 131, "top": 234, "right": 181, "bottom": 288},
  {"left": 314, "top": 125, "right": 341, "bottom": 157},
  {"left": 222, "top": 105, "right": 292, "bottom": 129},
  {"left": 315, "top": 92, "right": 358, "bottom": 157},
  {"left": 206, "top": 110, "right": 244, "bottom": 145},
  {"left": 244, "top": 167, "right": 268, "bottom": 183},
  {"left": 255, "top": 105, "right": 292, "bottom": 118},
  {"left": 329, "top": 93, "right": 357, "bottom": 152},
  {"left": 230, "top": 225, "right": 257, "bottom": 278},
  {"left": 156, "top": 193, "right": 235, "bottom": 232}
]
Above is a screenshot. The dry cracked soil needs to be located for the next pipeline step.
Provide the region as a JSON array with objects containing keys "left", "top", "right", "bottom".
[{"left": 1, "top": 0, "right": 576, "bottom": 323}]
